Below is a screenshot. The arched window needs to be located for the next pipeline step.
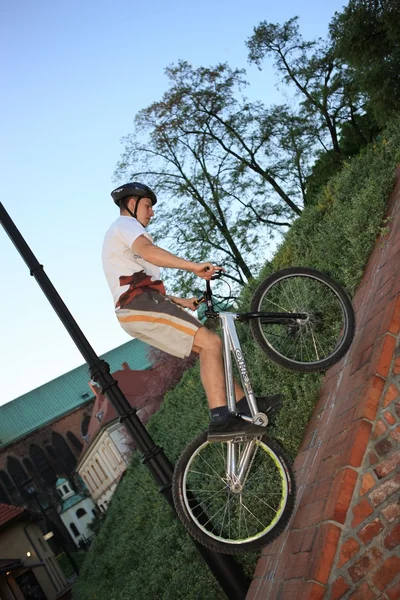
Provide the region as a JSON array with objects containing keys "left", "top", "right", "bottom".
[
  {"left": 0, "top": 481, "right": 9, "bottom": 503},
  {"left": 51, "top": 432, "right": 77, "bottom": 475},
  {"left": 81, "top": 416, "right": 90, "bottom": 437},
  {"left": 67, "top": 431, "right": 83, "bottom": 453},
  {"left": 0, "top": 470, "right": 20, "bottom": 504},
  {"left": 63, "top": 485, "right": 69, "bottom": 494},
  {"left": 7, "top": 456, "right": 28, "bottom": 497},
  {"left": 70, "top": 523, "right": 79, "bottom": 537},
  {"left": 30, "top": 445, "right": 56, "bottom": 485},
  {"left": 76, "top": 508, "right": 86, "bottom": 518}
]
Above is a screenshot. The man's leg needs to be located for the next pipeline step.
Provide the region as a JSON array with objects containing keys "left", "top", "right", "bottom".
[
  {"left": 192, "top": 327, "right": 244, "bottom": 409},
  {"left": 193, "top": 328, "right": 283, "bottom": 426}
]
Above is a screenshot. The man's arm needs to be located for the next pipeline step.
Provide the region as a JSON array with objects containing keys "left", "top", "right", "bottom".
[{"left": 132, "top": 235, "right": 222, "bottom": 280}]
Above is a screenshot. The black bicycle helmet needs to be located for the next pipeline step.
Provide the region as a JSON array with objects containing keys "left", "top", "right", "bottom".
[{"left": 111, "top": 182, "right": 157, "bottom": 206}]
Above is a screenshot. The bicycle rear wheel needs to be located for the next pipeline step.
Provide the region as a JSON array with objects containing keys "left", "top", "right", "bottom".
[
  {"left": 250, "top": 267, "right": 355, "bottom": 372},
  {"left": 172, "top": 431, "right": 295, "bottom": 555}
]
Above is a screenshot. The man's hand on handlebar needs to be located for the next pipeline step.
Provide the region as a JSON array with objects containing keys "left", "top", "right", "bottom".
[{"left": 191, "top": 262, "right": 225, "bottom": 280}]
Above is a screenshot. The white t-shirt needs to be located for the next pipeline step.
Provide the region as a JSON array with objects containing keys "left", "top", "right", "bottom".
[{"left": 102, "top": 216, "right": 165, "bottom": 308}]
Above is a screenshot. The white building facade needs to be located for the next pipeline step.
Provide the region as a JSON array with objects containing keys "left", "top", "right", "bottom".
[{"left": 76, "top": 420, "right": 131, "bottom": 512}]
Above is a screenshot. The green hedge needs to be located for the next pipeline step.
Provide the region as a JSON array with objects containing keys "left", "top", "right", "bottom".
[{"left": 73, "top": 119, "right": 400, "bottom": 600}]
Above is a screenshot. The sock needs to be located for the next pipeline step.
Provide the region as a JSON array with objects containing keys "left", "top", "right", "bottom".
[
  {"left": 237, "top": 396, "right": 250, "bottom": 416},
  {"left": 210, "top": 405, "right": 230, "bottom": 422}
]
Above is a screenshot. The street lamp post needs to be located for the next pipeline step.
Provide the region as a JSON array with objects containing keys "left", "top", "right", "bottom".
[{"left": 0, "top": 203, "right": 250, "bottom": 600}]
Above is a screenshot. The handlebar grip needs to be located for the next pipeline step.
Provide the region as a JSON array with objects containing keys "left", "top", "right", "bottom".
[{"left": 194, "top": 296, "right": 205, "bottom": 308}]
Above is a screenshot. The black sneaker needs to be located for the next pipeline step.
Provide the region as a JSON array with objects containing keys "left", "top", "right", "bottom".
[
  {"left": 238, "top": 394, "right": 283, "bottom": 420},
  {"left": 208, "top": 414, "right": 266, "bottom": 443},
  {"left": 255, "top": 394, "right": 283, "bottom": 418}
]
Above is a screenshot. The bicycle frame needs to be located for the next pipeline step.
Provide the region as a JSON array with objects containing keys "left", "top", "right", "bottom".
[{"left": 201, "top": 277, "right": 305, "bottom": 491}]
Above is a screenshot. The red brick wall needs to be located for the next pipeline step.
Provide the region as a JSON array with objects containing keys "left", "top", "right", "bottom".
[{"left": 248, "top": 171, "right": 400, "bottom": 600}]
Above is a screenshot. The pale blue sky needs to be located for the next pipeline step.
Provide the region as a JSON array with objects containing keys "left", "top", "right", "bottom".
[{"left": 0, "top": 0, "right": 346, "bottom": 405}]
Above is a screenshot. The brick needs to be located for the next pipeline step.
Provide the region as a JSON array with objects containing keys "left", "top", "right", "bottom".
[
  {"left": 253, "top": 554, "right": 274, "bottom": 578},
  {"left": 368, "top": 451, "right": 379, "bottom": 466},
  {"left": 360, "top": 472, "right": 376, "bottom": 496},
  {"left": 337, "top": 537, "right": 360, "bottom": 568},
  {"left": 357, "top": 518, "right": 384, "bottom": 545},
  {"left": 387, "top": 579, "right": 400, "bottom": 600},
  {"left": 374, "top": 450, "right": 400, "bottom": 479},
  {"left": 356, "top": 376, "right": 385, "bottom": 421},
  {"left": 384, "top": 410, "right": 396, "bottom": 425},
  {"left": 388, "top": 294, "right": 400, "bottom": 334},
  {"left": 396, "top": 402, "right": 400, "bottom": 418},
  {"left": 308, "top": 523, "right": 341, "bottom": 584},
  {"left": 383, "top": 383, "right": 400, "bottom": 408},
  {"left": 371, "top": 555, "right": 400, "bottom": 591},
  {"left": 348, "top": 581, "right": 375, "bottom": 600},
  {"left": 331, "top": 577, "right": 350, "bottom": 599},
  {"left": 375, "top": 334, "right": 397, "bottom": 378},
  {"left": 341, "top": 420, "right": 372, "bottom": 468},
  {"left": 382, "top": 501, "right": 400, "bottom": 523},
  {"left": 393, "top": 356, "right": 400, "bottom": 375},
  {"left": 298, "top": 582, "right": 325, "bottom": 600},
  {"left": 324, "top": 467, "right": 358, "bottom": 523},
  {"left": 348, "top": 547, "right": 383, "bottom": 582},
  {"left": 383, "top": 523, "right": 400, "bottom": 550},
  {"left": 283, "top": 551, "right": 310, "bottom": 578},
  {"left": 351, "top": 497, "right": 374, "bottom": 528},
  {"left": 372, "top": 419, "right": 387, "bottom": 439},
  {"left": 375, "top": 437, "right": 394, "bottom": 456},
  {"left": 390, "top": 425, "right": 400, "bottom": 442},
  {"left": 369, "top": 474, "right": 400, "bottom": 507},
  {"left": 304, "top": 500, "right": 326, "bottom": 527},
  {"left": 277, "top": 580, "right": 300, "bottom": 599}
]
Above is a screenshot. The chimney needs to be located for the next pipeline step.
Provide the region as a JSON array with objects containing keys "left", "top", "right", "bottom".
[{"left": 122, "top": 362, "right": 130, "bottom": 370}]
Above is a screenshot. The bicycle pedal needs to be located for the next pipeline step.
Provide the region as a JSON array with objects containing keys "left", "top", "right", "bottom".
[{"left": 253, "top": 412, "right": 269, "bottom": 427}]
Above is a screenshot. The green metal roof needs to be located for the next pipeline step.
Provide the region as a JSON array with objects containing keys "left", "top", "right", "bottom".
[
  {"left": 0, "top": 339, "right": 152, "bottom": 449},
  {"left": 60, "top": 493, "right": 86, "bottom": 513}
]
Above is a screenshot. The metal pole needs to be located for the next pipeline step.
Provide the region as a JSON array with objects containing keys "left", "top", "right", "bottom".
[{"left": 0, "top": 202, "right": 250, "bottom": 600}]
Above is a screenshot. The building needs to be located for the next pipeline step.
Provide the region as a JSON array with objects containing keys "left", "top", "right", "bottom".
[
  {"left": 0, "top": 339, "right": 153, "bottom": 549},
  {"left": 0, "top": 502, "right": 68, "bottom": 600},
  {"left": 75, "top": 367, "right": 165, "bottom": 512},
  {"left": 55, "top": 478, "right": 96, "bottom": 548}
]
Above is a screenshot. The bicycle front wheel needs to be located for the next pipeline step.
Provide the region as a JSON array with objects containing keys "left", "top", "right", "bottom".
[
  {"left": 172, "top": 431, "right": 295, "bottom": 555},
  {"left": 250, "top": 267, "right": 355, "bottom": 372}
]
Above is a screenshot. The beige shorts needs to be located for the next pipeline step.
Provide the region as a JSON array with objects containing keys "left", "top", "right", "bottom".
[{"left": 116, "top": 289, "right": 202, "bottom": 359}]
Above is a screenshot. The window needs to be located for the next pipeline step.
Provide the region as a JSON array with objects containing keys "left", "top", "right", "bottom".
[
  {"left": 70, "top": 523, "right": 79, "bottom": 537},
  {"left": 67, "top": 431, "right": 83, "bottom": 452},
  {"left": 107, "top": 440, "right": 122, "bottom": 465},
  {"left": 76, "top": 508, "right": 87, "bottom": 518},
  {"left": 63, "top": 485, "right": 69, "bottom": 494},
  {"left": 95, "top": 459, "right": 108, "bottom": 479}
]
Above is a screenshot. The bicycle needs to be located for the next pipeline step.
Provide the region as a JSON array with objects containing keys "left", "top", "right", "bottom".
[{"left": 172, "top": 267, "right": 355, "bottom": 555}]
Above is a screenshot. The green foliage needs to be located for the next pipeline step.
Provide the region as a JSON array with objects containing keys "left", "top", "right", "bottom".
[
  {"left": 330, "top": 0, "right": 400, "bottom": 126},
  {"left": 272, "top": 119, "right": 400, "bottom": 293}
]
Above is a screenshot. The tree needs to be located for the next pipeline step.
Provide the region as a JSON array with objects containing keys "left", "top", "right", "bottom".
[
  {"left": 116, "top": 62, "right": 309, "bottom": 293},
  {"left": 330, "top": 0, "right": 400, "bottom": 126},
  {"left": 246, "top": 18, "right": 370, "bottom": 155}
]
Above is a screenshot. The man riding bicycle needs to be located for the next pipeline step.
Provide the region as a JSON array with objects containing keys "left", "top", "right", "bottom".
[{"left": 102, "top": 182, "right": 281, "bottom": 441}]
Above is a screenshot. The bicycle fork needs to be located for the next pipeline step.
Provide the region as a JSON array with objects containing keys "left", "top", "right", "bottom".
[{"left": 219, "top": 312, "right": 266, "bottom": 493}]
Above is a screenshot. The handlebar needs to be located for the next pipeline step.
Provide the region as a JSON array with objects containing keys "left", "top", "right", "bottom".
[{"left": 193, "top": 270, "right": 223, "bottom": 308}]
